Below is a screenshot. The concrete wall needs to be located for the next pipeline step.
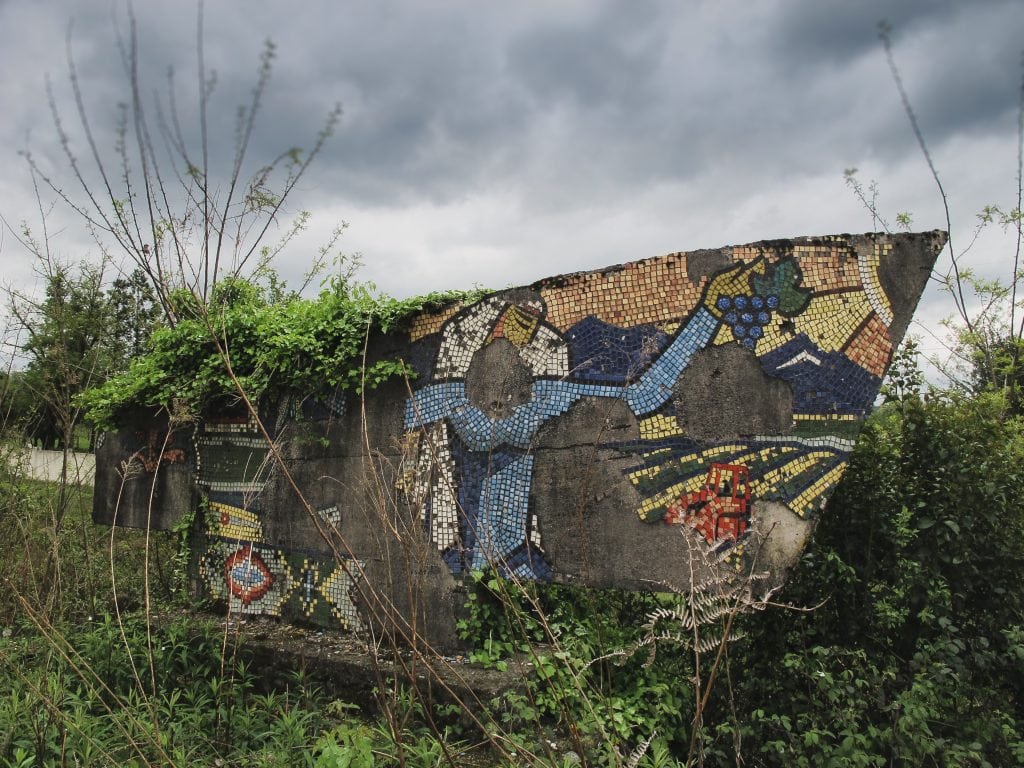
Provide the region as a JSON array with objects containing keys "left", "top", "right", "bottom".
[
  {"left": 94, "top": 231, "right": 945, "bottom": 650},
  {"left": 9, "top": 449, "right": 95, "bottom": 485}
]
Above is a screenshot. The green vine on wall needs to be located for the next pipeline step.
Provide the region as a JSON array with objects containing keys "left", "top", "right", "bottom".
[{"left": 79, "top": 274, "right": 486, "bottom": 431}]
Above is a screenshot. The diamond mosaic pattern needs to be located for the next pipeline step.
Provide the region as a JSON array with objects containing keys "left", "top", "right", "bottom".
[{"left": 192, "top": 399, "right": 365, "bottom": 633}]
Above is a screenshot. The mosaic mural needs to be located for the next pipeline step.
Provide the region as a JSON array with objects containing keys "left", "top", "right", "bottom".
[
  {"left": 399, "top": 236, "right": 928, "bottom": 578},
  {"left": 192, "top": 399, "right": 364, "bottom": 631},
  {"left": 94, "top": 232, "right": 944, "bottom": 642}
]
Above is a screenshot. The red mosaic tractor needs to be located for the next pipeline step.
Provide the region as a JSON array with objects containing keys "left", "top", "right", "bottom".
[{"left": 665, "top": 463, "right": 751, "bottom": 544}]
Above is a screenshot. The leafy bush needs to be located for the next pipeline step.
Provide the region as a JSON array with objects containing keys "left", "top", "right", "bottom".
[
  {"left": 457, "top": 572, "right": 697, "bottom": 762},
  {"left": 80, "top": 275, "right": 486, "bottom": 431},
  {"left": 720, "top": 390, "right": 1024, "bottom": 766},
  {"left": 447, "top": 384, "right": 1024, "bottom": 766}
]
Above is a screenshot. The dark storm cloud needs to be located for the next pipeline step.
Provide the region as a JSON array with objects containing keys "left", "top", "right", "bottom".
[
  {"left": 763, "top": 0, "right": 955, "bottom": 66},
  {"left": 287, "top": 0, "right": 1022, "bottom": 216},
  {"left": 12, "top": 0, "right": 1018, "bottom": 221},
  {"left": 886, "top": 2, "right": 1023, "bottom": 144},
  {"left": 189, "top": 2, "right": 543, "bottom": 203},
  {"left": 2, "top": 1, "right": 1022, "bottom": 282},
  {"left": 507, "top": 3, "right": 667, "bottom": 112},
  {"left": 761, "top": 0, "right": 1023, "bottom": 157},
  {"left": 2, "top": 0, "right": 1021, "bottom": 381}
]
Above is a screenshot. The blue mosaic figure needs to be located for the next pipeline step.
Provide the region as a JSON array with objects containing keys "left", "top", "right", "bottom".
[{"left": 403, "top": 259, "right": 773, "bottom": 580}]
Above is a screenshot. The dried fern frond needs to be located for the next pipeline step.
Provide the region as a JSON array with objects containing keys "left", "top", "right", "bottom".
[
  {"left": 624, "top": 729, "right": 657, "bottom": 768},
  {"left": 627, "top": 529, "right": 779, "bottom": 665}
]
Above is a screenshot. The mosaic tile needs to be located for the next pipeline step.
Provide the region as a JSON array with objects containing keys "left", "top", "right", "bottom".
[
  {"left": 195, "top": 534, "right": 366, "bottom": 631},
  {"left": 408, "top": 303, "right": 465, "bottom": 341},
  {"left": 398, "top": 422, "right": 461, "bottom": 551},
  {"left": 127, "top": 233, "right": 932, "bottom": 627},
  {"left": 298, "top": 560, "right": 320, "bottom": 617},
  {"left": 196, "top": 436, "right": 272, "bottom": 493},
  {"left": 199, "top": 542, "right": 294, "bottom": 616},
  {"left": 318, "top": 561, "right": 364, "bottom": 632},
  {"left": 400, "top": 246, "right": 904, "bottom": 574},
  {"left": 858, "top": 242, "right": 895, "bottom": 326},
  {"left": 129, "top": 429, "right": 190, "bottom": 473},
  {"left": 208, "top": 501, "right": 264, "bottom": 542},
  {"left": 81, "top": 231, "right": 947, "bottom": 650}
]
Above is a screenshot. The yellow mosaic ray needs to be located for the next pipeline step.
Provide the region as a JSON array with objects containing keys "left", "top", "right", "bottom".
[
  {"left": 638, "top": 413, "right": 685, "bottom": 441},
  {"left": 789, "top": 462, "right": 848, "bottom": 518},
  {"left": 630, "top": 443, "right": 751, "bottom": 520},
  {"left": 754, "top": 450, "right": 836, "bottom": 500},
  {"left": 793, "top": 413, "right": 859, "bottom": 422},
  {"left": 632, "top": 442, "right": 846, "bottom": 523},
  {"left": 209, "top": 501, "right": 264, "bottom": 542},
  {"left": 793, "top": 292, "right": 873, "bottom": 352}
]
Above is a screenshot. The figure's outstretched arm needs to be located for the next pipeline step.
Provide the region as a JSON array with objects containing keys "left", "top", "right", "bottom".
[{"left": 623, "top": 259, "right": 767, "bottom": 416}]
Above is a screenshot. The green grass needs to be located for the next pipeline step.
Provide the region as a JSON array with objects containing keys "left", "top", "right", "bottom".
[{"left": 0, "top": 463, "right": 179, "bottom": 627}]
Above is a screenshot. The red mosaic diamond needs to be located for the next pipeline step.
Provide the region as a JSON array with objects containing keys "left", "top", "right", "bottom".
[{"left": 224, "top": 546, "right": 273, "bottom": 606}]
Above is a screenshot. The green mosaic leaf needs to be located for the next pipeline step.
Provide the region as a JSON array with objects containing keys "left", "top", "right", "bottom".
[{"left": 751, "top": 258, "right": 811, "bottom": 315}]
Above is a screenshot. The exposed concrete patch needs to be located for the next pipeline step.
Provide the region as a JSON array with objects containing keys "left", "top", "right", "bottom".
[
  {"left": 673, "top": 344, "right": 793, "bottom": 440},
  {"left": 875, "top": 230, "right": 946, "bottom": 344},
  {"left": 535, "top": 397, "right": 639, "bottom": 449},
  {"left": 686, "top": 248, "right": 732, "bottom": 285},
  {"left": 466, "top": 339, "right": 534, "bottom": 419},
  {"left": 751, "top": 501, "right": 813, "bottom": 579}
]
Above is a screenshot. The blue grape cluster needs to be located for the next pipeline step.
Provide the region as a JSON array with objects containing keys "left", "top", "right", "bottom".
[{"left": 715, "top": 294, "right": 779, "bottom": 348}]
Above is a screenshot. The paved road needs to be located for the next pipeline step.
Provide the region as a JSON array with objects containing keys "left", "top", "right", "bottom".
[{"left": 9, "top": 448, "right": 96, "bottom": 485}]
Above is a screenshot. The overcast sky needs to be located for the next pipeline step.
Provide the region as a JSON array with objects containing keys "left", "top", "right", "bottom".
[{"left": 1, "top": 0, "right": 1022, "bottom": 377}]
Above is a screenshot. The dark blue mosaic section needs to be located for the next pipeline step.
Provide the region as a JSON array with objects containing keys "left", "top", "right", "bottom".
[
  {"left": 566, "top": 317, "right": 670, "bottom": 384},
  {"left": 300, "top": 389, "right": 347, "bottom": 421},
  {"left": 444, "top": 438, "right": 484, "bottom": 573},
  {"left": 505, "top": 540, "right": 553, "bottom": 581},
  {"left": 759, "top": 334, "right": 881, "bottom": 416},
  {"left": 406, "top": 337, "right": 442, "bottom": 382},
  {"left": 444, "top": 438, "right": 551, "bottom": 579}
]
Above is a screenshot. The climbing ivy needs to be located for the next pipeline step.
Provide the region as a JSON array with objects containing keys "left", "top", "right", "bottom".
[{"left": 79, "top": 273, "right": 485, "bottom": 431}]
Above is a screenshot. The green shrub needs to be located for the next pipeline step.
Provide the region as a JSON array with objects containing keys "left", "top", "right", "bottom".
[
  {"left": 80, "top": 276, "right": 486, "bottom": 431},
  {"left": 724, "top": 392, "right": 1024, "bottom": 766}
]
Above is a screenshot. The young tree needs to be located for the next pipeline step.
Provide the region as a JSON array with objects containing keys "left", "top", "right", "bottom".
[
  {"left": 24, "top": 5, "right": 340, "bottom": 325},
  {"left": 107, "top": 268, "right": 161, "bottom": 371},
  {"left": 0, "top": 369, "right": 36, "bottom": 435},
  {"left": 2, "top": 253, "right": 115, "bottom": 619},
  {"left": 10, "top": 261, "right": 111, "bottom": 451}
]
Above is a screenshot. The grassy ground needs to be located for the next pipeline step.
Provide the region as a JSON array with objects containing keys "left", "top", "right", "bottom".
[
  {"left": 0, "top": 469, "right": 177, "bottom": 626},
  {"left": 0, "top": 464, "right": 492, "bottom": 766},
  {"left": 0, "top": 459, "right": 599, "bottom": 766}
]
